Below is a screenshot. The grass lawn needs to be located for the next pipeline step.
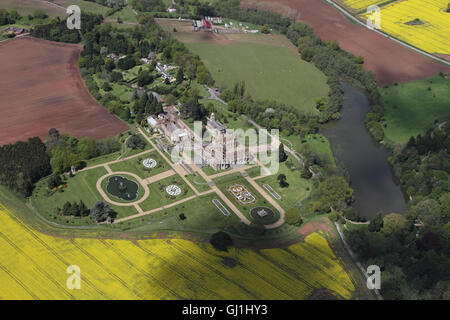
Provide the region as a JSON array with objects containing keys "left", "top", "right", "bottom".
[
  {"left": 184, "top": 40, "right": 329, "bottom": 112},
  {"left": 116, "top": 193, "right": 242, "bottom": 231},
  {"left": 188, "top": 80, "right": 209, "bottom": 98},
  {"left": 139, "top": 175, "right": 195, "bottom": 212},
  {"left": 202, "top": 165, "right": 231, "bottom": 176},
  {"left": 254, "top": 162, "right": 311, "bottom": 210},
  {"left": 381, "top": 76, "right": 450, "bottom": 143},
  {"left": 184, "top": 173, "right": 211, "bottom": 193},
  {"left": 0, "top": 0, "right": 66, "bottom": 17},
  {"left": 213, "top": 173, "right": 280, "bottom": 225},
  {"left": 55, "top": 0, "right": 109, "bottom": 15},
  {"left": 108, "top": 7, "right": 138, "bottom": 23},
  {"left": 84, "top": 152, "right": 120, "bottom": 167},
  {"left": 31, "top": 167, "right": 109, "bottom": 225},
  {"left": 109, "top": 151, "right": 170, "bottom": 179},
  {"left": 283, "top": 133, "right": 335, "bottom": 165},
  {"left": 245, "top": 166, "right": 262, "bottom": 178}
]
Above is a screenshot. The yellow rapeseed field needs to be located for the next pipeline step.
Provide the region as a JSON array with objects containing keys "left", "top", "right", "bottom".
[
  {"left": 360, "top": 0, "right": 450, "bottom": 54},
  {"left": 342, "top": 0, "right": 388, "bottom": 12},
  {"left": 0, "top": 203, "right": 355, "bottom": 299}
]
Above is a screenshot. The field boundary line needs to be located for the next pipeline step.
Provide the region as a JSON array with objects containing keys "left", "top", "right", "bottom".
[{"left": 325, "top": 0, "right": 450, "bottom": 66}]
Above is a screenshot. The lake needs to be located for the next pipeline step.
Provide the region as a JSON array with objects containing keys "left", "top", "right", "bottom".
[{"left": 322, "top": 83, "right": 407, "bottom": 219}]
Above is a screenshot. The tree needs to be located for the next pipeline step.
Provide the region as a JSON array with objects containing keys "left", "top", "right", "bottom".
[
  {"left": 90, "top": 201, "right": 116, "bottom": 223},
  {"left": 176, "top": 67, "right": 184, "bottom": 84},
  {"left": 368, "top": 212, "right": 384, "bottom": 232},
  {"left": 105, "top": 58, "right": 115, "bottom": 72},
  {"left": 381, "top": 213, "right": 407, "bottom": 237},
  {"left": 279, "top": 143, "right": 288, "bottom": 162},
  {"left": 210, "top": 231, "right": 233, "bottom": 251},
  {"left": 301, "top": 166, "right": 312, "bottom": 179},
  {"left": 78, "top": 200, "right": 90, "bottom": 217},
  {"left": 285, "top": 208, "right": 302, "bottom": 226},
  {"left": 260, "top": 24, "right": 270, "bottom": 34},
  {"left": 48, "top": 174, "right": 62, "bottom": 189},
  {"left": 137, "top": 70, "right": 153, "bottom": 87},
  {"left": 277, "top": 173, "right": 288, "bottom": 188},
  {"left": 77, "top": 137, "right": 100, "bottom": 160},
  {"left": 317, "top": 175, "right": 353, "bottom": 211},
  {"left": 127, "top": 134, "right": 146, "bottom": 149},
  {"left": 0, "top": 137, "right": 52, "bottom": 196},
  {"left": 111, "top": 71, "right": 123, "bottom": 82}
]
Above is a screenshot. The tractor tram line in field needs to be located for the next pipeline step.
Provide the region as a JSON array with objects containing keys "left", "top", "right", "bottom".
[
  {"left": 168, "top": 241, "right": 263, "bottom": 299},
  {"left": 0, "top": 206, "right": 110, "bottom": 298},
  {"left": 98, "top": 240, "right": 186, "bottom": 299},
  {"left": 131, "top": 242, "right": 225, "bottom": 299}
]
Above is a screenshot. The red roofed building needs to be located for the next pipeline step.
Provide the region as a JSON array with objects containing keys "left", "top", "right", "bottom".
[{"left": 201, "top": 19, "right": 212, "bottom": 30}]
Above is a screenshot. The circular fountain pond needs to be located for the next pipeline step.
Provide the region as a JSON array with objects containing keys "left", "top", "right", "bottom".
[{"left": 106, "top": 175, "right": 139, "bottom": 201}]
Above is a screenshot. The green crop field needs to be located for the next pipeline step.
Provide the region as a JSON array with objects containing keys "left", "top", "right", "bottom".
[
  {"left": 381, "top": 76, "right": 450, "bottom": 143},
  {"left": 185, "top": 40, "right": 328, "bottom": 112}
]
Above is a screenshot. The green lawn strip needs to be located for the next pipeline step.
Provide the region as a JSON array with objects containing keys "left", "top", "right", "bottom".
[
  {"left": 189, "top": 80, "right": 209, "bottom": 98},
  {"left": 185, "top": 41, "right": 328, "bottom": 112},
  {"left": 202, "top": 165, "right": 232, "bottom": 176},
  {"left": 56, "top": 0, "right": 109, "bottom": 15},
  {"left": 343, "top": 221, "right": 369, "bottom": 232},
  {"left": 254, "top": 162, "right": 311, "bottom": 210},
  {"left": 282, "top": 133, "right": 335, "bottom": 165},
  {"left": 110, "top": 204, "right": 139, "bottom": 219},
  {"left": 100, "top": 173, "right": 146, "bottom": 204},
  {"left": 114, "top": 193, "right": 241, "bottom": 231},
  {"left": 31, "top": 167, "right": 109, "bottom": 226},
  {"left": 109, "top": 150, "right": 170, "bottom": 179},
  {"left": 84, "top": 152, "right": 121, "bottom": 167},
  {"left": 381, "top": 76, "right": 450, "bottom": 143},
  {"left": 245, "top": 166, "right": 262, "bottom": 178},
  {"left": 0, "top": 0, "right": 65, "bottom": 17},
  {"left": 213, "top": 173, "right": 280, "bottom": 225},
  {"left": 108, "top": 7, "right": 138, "bottom": 23},
  {"left": 139, "top": 174, "right": 195, "bottom": 212},
  {"left": 184, "top": 173, "right": 211, "bottom": 193}
]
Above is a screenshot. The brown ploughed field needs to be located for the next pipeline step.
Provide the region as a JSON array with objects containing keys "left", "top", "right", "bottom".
[
  {"left": 242, "top": 0, "right": 450, "bottom": 85},
  {"left": 0, "top": 37, "right": 129, "bottom": 146}
]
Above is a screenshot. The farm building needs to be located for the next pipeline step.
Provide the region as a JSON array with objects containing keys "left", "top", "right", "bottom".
[{"left": 194, "top": 19, "right": 212, "bottom": 32}]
